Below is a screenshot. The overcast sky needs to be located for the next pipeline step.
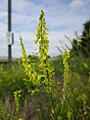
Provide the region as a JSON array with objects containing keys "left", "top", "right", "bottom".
[{"left": 0, "top": 0, "right": 90, "bottom": 58}]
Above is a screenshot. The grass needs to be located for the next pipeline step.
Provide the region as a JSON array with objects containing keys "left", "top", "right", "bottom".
[{"left": 0, "top": 54, "right": 90, "bottom": 119}]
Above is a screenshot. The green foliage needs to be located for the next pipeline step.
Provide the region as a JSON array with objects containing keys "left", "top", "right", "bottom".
[
  {"left": 50, "top": 56, "right": 63, "bottom": 76},
  {"left": 71, "top": 20, "right": 90, "bottom": 57},
  {"left": 0, "top": 11, "right": 90, "bottom": 120},
  {"left": 14, "top": 90, "right": 21, "bottom": 113},
  {"left": 19, "top": 10, "right": 60, "bottom": 120},
  {"left": 62, "top": 50, "right": 70, "bottom": 97},
  {"left": 0, "top": 64, "right": 25, "bottom": 99},
  {"left": 61, "top": 50, "right": 71, "bottom": 119},
  {"left": 0, "top": 104, "right": 21, "bottom": 120},
  {"left": 34, "top": 10, "right": 54, "bottom": 92},
  {"left": 69, "top": 55, "right": 90, "bottom": 75},
  {"left": 61, "top": 50, "right": 90, "bottom": 120}
]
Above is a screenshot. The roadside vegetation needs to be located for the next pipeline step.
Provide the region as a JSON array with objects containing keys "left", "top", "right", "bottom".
[{"left": 0, "top": 11, "right": 90, "bottom": 120}]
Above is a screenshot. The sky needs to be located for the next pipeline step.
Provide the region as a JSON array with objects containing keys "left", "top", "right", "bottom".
[{"left": 0, "top": 0, "right": 90, "bottom": 58}]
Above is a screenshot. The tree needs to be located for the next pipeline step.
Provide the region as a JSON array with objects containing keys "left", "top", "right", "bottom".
[
  {"left": 80, "top": 20, "right": 90, "bottom": 57},
  {"left": 71, "top": 20, "right": 90, "bottom": 57},
  {"left": 71, "top": 39, "right": 80, "bottom": 55}
]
